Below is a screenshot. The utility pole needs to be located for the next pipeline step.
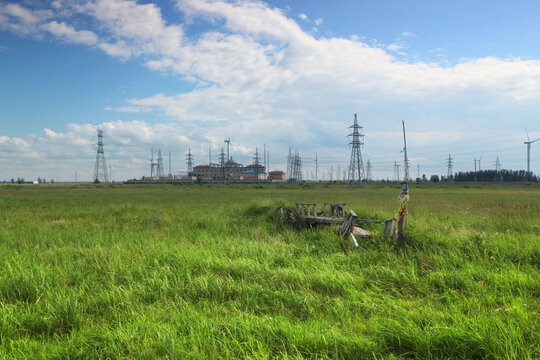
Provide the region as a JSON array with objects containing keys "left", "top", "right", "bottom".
[
  {"left": 347, "top": 114, "right": 366, "bottom": 185},
  {"left": 150, "top": 148, "right": 154, "bottom": 177},
  {"left": 366, "top": 160, "right": 372, "bottom": 181},
  {"left": 402, "top": 120, "right": 409, "bottom": 182},
  {"left": 474, "top": 158, "right": 477, "bottom": 182},
  {"left": 169, "top": 149, "right": 172, "bottom": 178},
  {"left": 224, "top": 138, "right": 231, "bottom": 161},
  {"left": 330, "top": 165, "right": 334, "bottom": 181},
  {"left": 417, "top": 164, "right": 420, "bottom": 180},
  {"left": 94, "top": 130, "right": 109, "bottom": 183},
  {"left": 109, "top": 165, "right": 112, "bottom": 182},
  {"left": 314, "top": 153, "right": 319, "bottom": 181},
  {"left": 75, "top": 171, "right": 77, "bottom": 183},
  {"left": 446, "top": 154, "right": 454, "bottom": 179}
]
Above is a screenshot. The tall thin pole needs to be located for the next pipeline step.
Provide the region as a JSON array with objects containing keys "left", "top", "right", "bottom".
[
  {"left": 474, "top": 158, "right": 477, "bottom": 182},
  {"left": 315, "top": 152, "right": 319, "bottom": 181},
  {"left": 402, "top": 120, "right": 409, "bottom": 181},
  {"left": 225, "top": 138, "right": 231, "bottom": 161}
]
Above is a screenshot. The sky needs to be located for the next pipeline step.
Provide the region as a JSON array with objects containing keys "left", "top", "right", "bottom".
[{"left": 1, "top": 0, "right": 540, "bottom": 181}]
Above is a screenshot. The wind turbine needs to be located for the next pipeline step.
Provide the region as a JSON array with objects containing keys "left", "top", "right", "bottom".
[{"left": 524, "top": 129, "right": 539, "bottom": 172}]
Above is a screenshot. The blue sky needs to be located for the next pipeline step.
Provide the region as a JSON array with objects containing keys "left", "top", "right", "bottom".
[{"left": 1, "top": 0, "right": 539, "bottom": 181}]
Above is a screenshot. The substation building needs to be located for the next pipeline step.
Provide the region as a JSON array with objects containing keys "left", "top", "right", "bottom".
[{"left": 193, "top": 158, "right": 266, "bottom": 182}]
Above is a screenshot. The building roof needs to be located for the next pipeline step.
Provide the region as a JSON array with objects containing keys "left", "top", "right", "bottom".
[
  {"left": 269, "top": 170, "right": 284, "bottom": 175},
  {"left": 225, "top": 158, "right": 242, "bottom": 167}
]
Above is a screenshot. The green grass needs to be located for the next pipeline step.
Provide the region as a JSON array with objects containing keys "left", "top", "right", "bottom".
[{"left": 0, "top": 183, "right": 538, "bottom": 359}]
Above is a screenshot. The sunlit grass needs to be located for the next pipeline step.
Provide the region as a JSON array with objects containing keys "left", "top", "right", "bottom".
[{"left": 0, "top": 182, "right": 538, "bottom": 359}]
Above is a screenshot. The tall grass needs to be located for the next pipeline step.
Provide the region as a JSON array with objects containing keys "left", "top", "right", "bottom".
[{"left": 0, "top": 183, "right": 538, "bottom": 359}]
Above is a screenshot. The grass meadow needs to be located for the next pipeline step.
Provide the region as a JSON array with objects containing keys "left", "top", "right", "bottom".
[{"left": 0, "top": 182, "right": 538, "bottom": 359}]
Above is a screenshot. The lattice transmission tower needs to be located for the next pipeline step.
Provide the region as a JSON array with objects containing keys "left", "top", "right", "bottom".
[
  {"left": 288, "top": 151, "right": 302, "bottom": 182},
  {"left": 156, "top": 150, "right": 164, "bottom": 178},
  {"left": 94, "top": 130, "right": 109, "bottom": 183},
  {"left": 186, "top": 148, "right": 193, "bottom": 174},
  {"left": 393, "top": 160, "right": 400, "bottom": 181},
  {"left": 286, "top": 148, "right": 293, "bottom": 180},
  {"left": 293, "top": 152, "right": 303, "bottom": 181},
  {"left": 493, "top": 156, "right": 502, "bottom": 182},
  {"left": 253, "top": 147, "right": 261, "bottom": 183},
  {"left": 219, "top": 148, "right": 226, "bottom": 183},
  {"left": 446, "top": 154, "right": 454, "bottom": 179},
  {"left": 347, "top": 114, "right": 365, "bottom": 185}
]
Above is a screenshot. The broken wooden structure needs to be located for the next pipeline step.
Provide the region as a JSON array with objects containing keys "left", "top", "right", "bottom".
[{"left": 277, "top": 202, "right": 393, "bottom": 248}]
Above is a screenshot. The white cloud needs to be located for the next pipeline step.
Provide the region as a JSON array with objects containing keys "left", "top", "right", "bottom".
[
  {"left": 399, "top": 31, "right": 415, "bottom": 37},
  {"left": 0, "top": 3, "right": 52, "bottom": 34},
  {"left": 1, "top": 1, "right": 540, "bottom": 178},
  {"left": 41, "top": 21, "right": 98, "bottom": 45},
  {"left": 103, "top": 106, "right": 151, "bottom": 113},
  {"left": 298, "top": 13, "right": 308, "bottom": 21},
  {"left": 87, "top": 0, "right": 184, "bottom": 57},
  {"left": 98, "top": 41, "right": 133, "bottom": 59}
]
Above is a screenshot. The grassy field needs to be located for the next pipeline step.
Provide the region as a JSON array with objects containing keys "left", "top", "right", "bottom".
[{"left": 0, "top": 182, "right": 538, "bottom": 359}]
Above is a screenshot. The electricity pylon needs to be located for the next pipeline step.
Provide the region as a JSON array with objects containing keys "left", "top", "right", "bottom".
[
  {"left": 347, "top": 113, "right": 365, "bottom": 185},
  {"left": 446, "top": 154, "right": 454, "bottom": 179},
  {"left": 94, "top": 130, "right": 109, "bottom": 183}
]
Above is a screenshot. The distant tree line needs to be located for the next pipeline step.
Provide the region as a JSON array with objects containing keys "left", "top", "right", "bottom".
[
  {"left": 415, "top": 169, "right": 538, "bottom": 183},
  {"left": 453, "top": 169, "right": 538, "bottom": 182}
]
